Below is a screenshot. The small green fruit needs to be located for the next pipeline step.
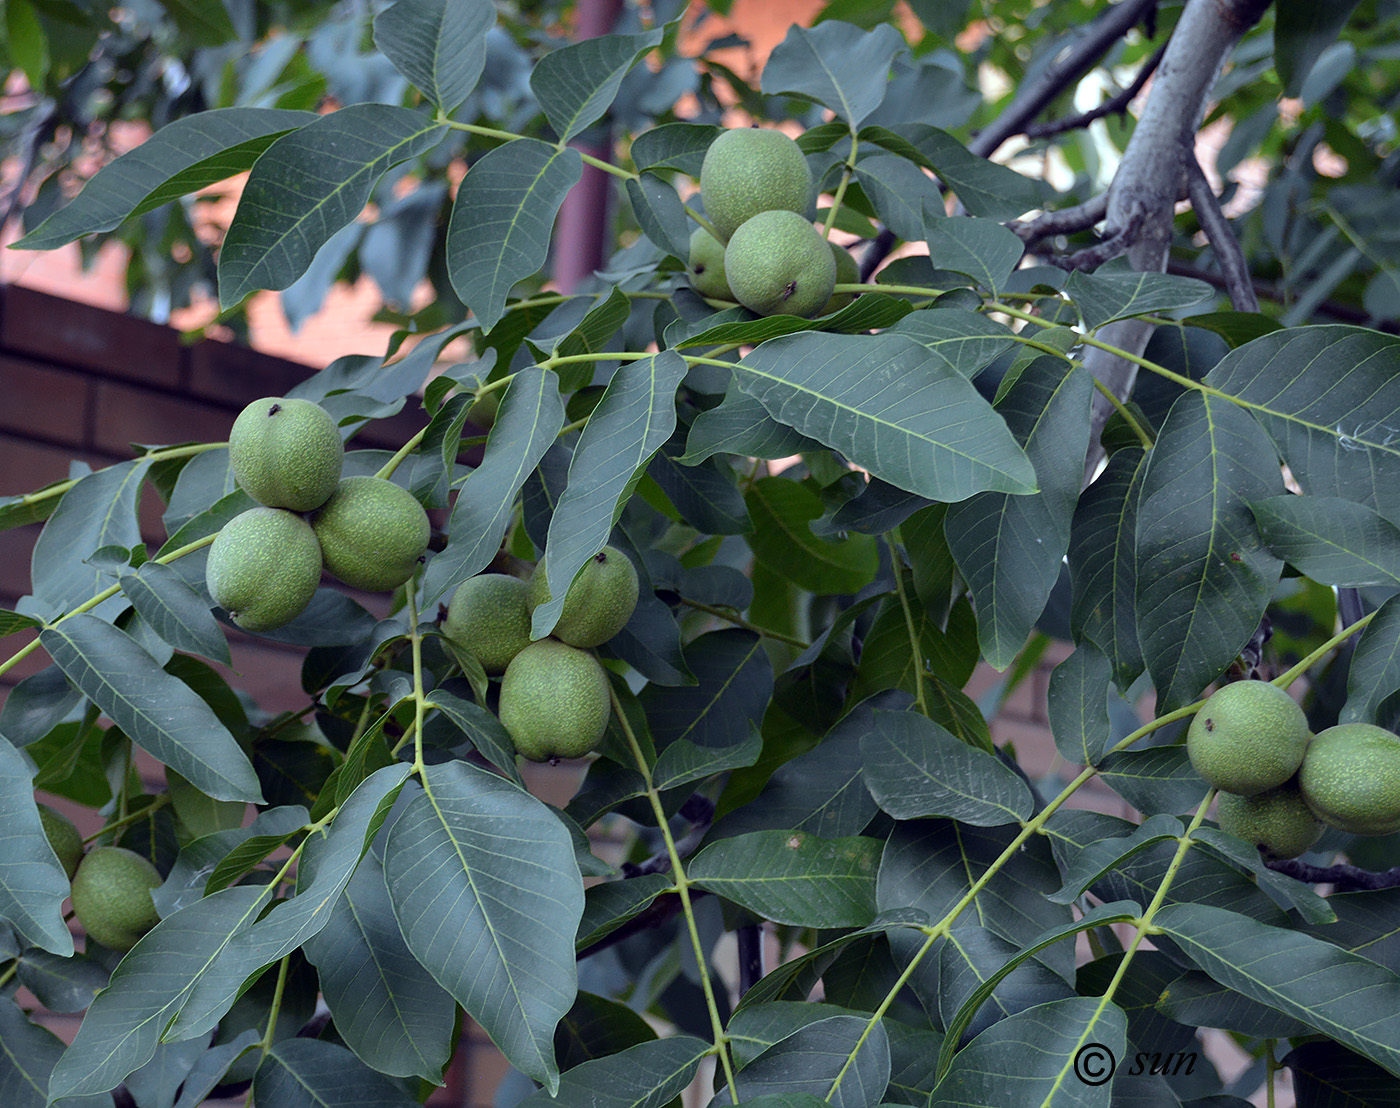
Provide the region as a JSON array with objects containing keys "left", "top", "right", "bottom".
[
  {"left": 725, "top": 210, "right": 837, "bottom": 318},
  {"left": 443, "top": 574, "right": 533, "bottom": 674},
  {"left": 1186, "top": 680, "right": 1311, "bottom": 796},
  {"left": 38, "top": 803, "right": 83, "bottom": 879},
  {"left": 311, "top": 476, "right": 430, "bottom": 592},
  {"left": 529, "top": 546, "right": 640, "bottom": 648},
  {"left": 1216, "top": 785, "right": 1322, "bottom": 859},
  {"left": 71, "top": 845, "right": 161, "bottom": 952},
  {"left": 688, "top": 227, "right": 733, "bottom": 300},
  {"left": 821, "top": 242, "right": 860, "bottom": 314},
  {"left": 498, "top": 639, "right": 611, "bottom": 762},
  {"left": 699, "top": 127, "right": 813, "bottom": 243},
  {"left": 229, "top": 397, "right": 343, "bottom": 512},
  {"left": 1299, "top": 723, "right": 1400, "bottom": 835},
  {"left": 207, "top": 507, "right": 322, "bottom": 631}
]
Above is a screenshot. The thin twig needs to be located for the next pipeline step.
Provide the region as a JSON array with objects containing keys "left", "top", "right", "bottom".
[
  {"left": 1045, "top": 209, "right": 1145, "bottom": 270},
  {"left": 1023, "top": 41, "right": 1167, "bottom": 139},
  {"left": 1011, "top": 193, "right": 1110, "bottom": 248},
  {"left": 1186, "top": 154, "right": 1259, "bottom": 312},
  {"left": 1263, "top": 857, "right": 1400, "bottom": 891}
]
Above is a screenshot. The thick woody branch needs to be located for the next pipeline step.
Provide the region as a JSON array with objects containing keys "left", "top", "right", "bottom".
[
  {"left": 1186, "top": 154, "right": 1259, "bottom": 311},
  {"left": 1082, "top": 0, "right": 1274, "bottom": 473},
  {"left": 861, "top": 0, "right": 1159, "bottom": 279}
]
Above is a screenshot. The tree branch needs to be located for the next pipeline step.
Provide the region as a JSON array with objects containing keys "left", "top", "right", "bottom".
[
  {"left": 860, "top": 0, "right": 1160, "bottom": 280},
  {"left": 1082, "top": 0, "right": 1274, "bottom": 479},
  {"left": 1264, "top": 856, "right": 1400, "bottom": 892},
  {"left": 1186, "top": 153, "right": 1259, "bottom": 311},
  {"left": 1023, "top": 41, "right": 1167, "bottom": 140},
  {"left": 1011, "top": 194, "right": 1110, "bottom": 249}
]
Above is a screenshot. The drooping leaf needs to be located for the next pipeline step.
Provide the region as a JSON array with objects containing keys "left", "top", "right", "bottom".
[
  {"left": 163, "top": 766, "right": 411, "bottom": 1041},
  {"left": 120, "top": 562, "right": 230, "bottom": 665},
  {"left": 15, "top": 109, "right": 317, "bottom": 250},
  {"left": 1251, "top": 494, "right": 1400, "bottom": 586},
  {"left": 421, "top": 367, "right": 565, "bottom": 606},
  {"left": 534, "top": 352, "right": 687, "bottom": 638},
  {"left": 302, "top": 850, "right": 455, "bottom": 1080},
  {"left": 15, "top": 949, "right": 109, "bottom": 1014},
  {"left": 640, "top": 629, "right": 772, "bottom": 755},
  {"left": 653, "top": 725, "right": 764, "bottom": 792},
  {"left": 0, "top": 665, "right": 81, "bottom": 749},
  {"left": 0, "top": 738, "right": 74, "bottom": 956},
  {"left": 31, "top": 459, "right": 150, "bottom": 620},
  {"left": 929, "top": 996, "right": 1126, "bottom": 1107},
  {"left": 42, "top": 616, "right": 262, "bottom": 803},
  {"left": 1342, "top": 594, "right": 1400, "bottom": 728},
  {"left": 924, "top": 216, "right": 1025, "bottom": 296},
  {"left": 760, "top": 21, "right": 904, "bottom": 127},
  {"left": 936, "top": 924, "right": 1076, "bottom": 1044},
  {"left": 218, "top": 105, "right": 446, "bottom": 309},
  {"left": 1275, "top": 0, "right": 1365, "bottom": 96},
  {"left": 252, "top": 1038, "right": 419, "bottom": 1108},
  {"left": 737, "top": 333, "right": 1036, "bottom": 500},
  {"left": 860, "top": 710, "right": 1032, "bottom": 825},
  {"left": 515, "top": 1035, "right": 711, "bottom": 1108},
  {"left": 881, "top": 124, "right": 1040, "bottom": 220},
  {"left": 0, "top": 997, "right": 101, "bottom": 1108},
  {"left": 1154, "top": 902, "right": 1400, "bottom": 1078},
  {"left": 373, "top": 0, "right": 495, "bottom": 114},
  {"left": 745, "top": 478, "right": 878, "bottom": 595},
  {"left": 1046, "top": 645, "right": 1113, "bottom": 766},
  {"left": 49, "top": 886, "right": 271, "bottom": 1099},
  {"left": 1204, "top": 326, "right": 1400, "bottom": 524},
  {"left": 576, "top": 873, "right": 673, "bottom": 951},
  {"left": 1135, "top": 393, "right": 1284, "bottom": 711},
  {"left": 1068, "top": 446, "right": 1148, "bottom": 688},
  {"left": 448, "top": 139, "right": 582, "bottom": 332},
  {"left": 680, "top": 387, "right": 820, "bottom": 466},
  {"left": 945, "top": 358, "right": 1092, "bottom": 668},
  {"left": 628, "top": 172, "right": 691, "bottom": 259},
  {"left": 729, "top": 1015, "right": 890, "bottom": 1108},
  {"left": 885, "top": 308, "right": 1015, "bottom": 378},
  {"left": 384, "top": 761, "right": 584, "bottom": 1092},
  {"left": 1064, "top": 269, "right": 1213, "bottom": 330},
  {"left": 855, "top": 155, "right": 942, "bottom": 242},
  {"left": 689, "top": 831, "right": 881, "bottom": 928},
  {"left": 531, "top": 29, "right": 664, "bottom": 143}
]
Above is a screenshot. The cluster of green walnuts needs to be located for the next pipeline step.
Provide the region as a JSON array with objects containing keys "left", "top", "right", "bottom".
[
  {"left": 206, "top": 398, "right": 431, "bottom": 630},
  {"left": 206, "top": 396, "right": 641, "bottom": 765},
  {"left": 1187, "top": 680, "right": 1400, "bottom": 858},
  {"left": 687, "top": 127, "right": 858, "bottom": 318},
  {"left": 442, "top": 548, "right": 639, "bottom": 762},
  {"left": 37, "top": 805, "right": 161, "bottom": 952}
]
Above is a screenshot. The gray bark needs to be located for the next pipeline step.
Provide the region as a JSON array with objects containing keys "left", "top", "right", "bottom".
[{"left": 1083, "top": 0, "right": 1273, "bottom": 471}]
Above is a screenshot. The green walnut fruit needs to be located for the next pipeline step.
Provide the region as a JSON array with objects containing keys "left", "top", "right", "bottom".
[
  {"left": 725, "top": 210, "right": 837, "bottom": 318},
  {"left": 207, "top": 507, "right": 322, "bottom": 631},
  {"left": 1186, "top": 680, "right": 1311, "bottom": 796},
  {"left": 699, "top": 127, "right": 813, "bottom": 243},
  {"left": 821, "top": 242, "right": 860, "bottom": 314},
  {"left": 498, "top": 639, "right": 611, "bottom": 762},
  {"left": 529, "top": 546, "right": 640, "bottom": 648},
  {"left": 1299, "top": 723, "right": 1400, "bottom": 835},
  {"left": 71, "top": 846, "right": 162, "bottom": 952},
  {"left": 688, "top": 227, "right": 733, "bottom": 300},
  {"left": 311, "top": 476, "right": 430, "bottom": 592},
  {"left": 1217, "top": 785, "right": 1322, "bottom": 859},
  {"left": 229, "top": 397, "right": 343, "bottom": 512},
  {"left": 443, "top": 574, "right": 533, "bottom": 674},
  {"left": 38, "top": 803, "right": 83, "bottom": 879}
]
